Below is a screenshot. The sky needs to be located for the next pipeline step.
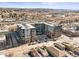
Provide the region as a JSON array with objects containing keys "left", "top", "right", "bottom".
[{"left": 0, "top": 2, "right": 79, "bottom": 10}]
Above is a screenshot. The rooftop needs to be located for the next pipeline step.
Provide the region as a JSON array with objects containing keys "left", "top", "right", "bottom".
[
  {"left": 0, "top": 29, "right": 9, "bottom": 33},
  {"left": 17, "top": 23, "right": 35, "bottom": 29},
  {"left": 25, "top": 24, "right": 35, "bottom": 29},
  {"left": 17, "top": 24, "right": 26, "bottom": 29},
  {"left": 44, "top": 22, "right": 60, "bottom": 27}
]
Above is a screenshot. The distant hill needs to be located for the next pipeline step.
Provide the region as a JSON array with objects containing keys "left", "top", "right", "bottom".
[{"left": 0, "top": 8, "right": 78, "bottom": 13}]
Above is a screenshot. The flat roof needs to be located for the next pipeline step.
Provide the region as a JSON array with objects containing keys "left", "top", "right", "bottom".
[
  {"left": 26, "top": 24, "right": 35, "bottom": 29},
  {"left": 17, "top": 24, "right": 35, "bottom": 29},
  {"left": 44, "top": 22, "right": 59, "bottom": 27},
  {"left": 0, "top": 29, "right": 8, "bottom": 33}
]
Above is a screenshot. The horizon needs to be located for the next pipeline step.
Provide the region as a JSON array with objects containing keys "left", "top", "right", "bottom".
[{"left": 0, "top": 2, "right": 79, "bottom": 10}]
